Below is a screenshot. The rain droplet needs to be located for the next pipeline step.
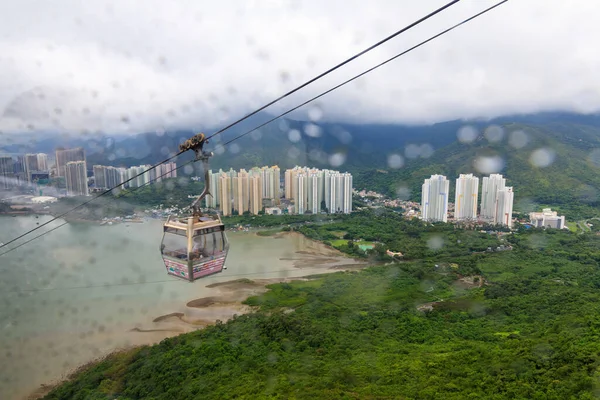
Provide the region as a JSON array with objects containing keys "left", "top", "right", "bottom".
[
  {"left": 251, "top": 130, "right": 262, "bottom": 141},
  {"left": 156, "top": 127, "right": 165, "bottom": 137},
  {"left": 214, "top": 145, "right": 225, "bottom": 155},
  {"left": 474, "top": 155, "right": 504, "bottom": 174},
  {"left": 587, "top": 149, "right": 600, "bottom": 167},
  {"left": 288, "top": 129, "right": 301, "bottom": 143},
  {"left": 304, "top": 123, "right": 321, "bottom": 138},
  {"left": 329, "top": 153, "right": 345, "bottom": 167},
  {"left": 419, "top": 144, "right": 434, "bottom": 158},
  {"left": 484, "top": 125, "right": 504, "bottom": 143},
  {"left": 184, "top": 165, "right": 194, "bottom": 175},
  {"left": 427, "top": 236, "right": 444, "bottom": 250},
  {"left": 509, "top": 130, "right": 528, "bottom": 149},
  {"left": 395, "top": 185, "right": 411, "bottom": 200},
  {"left": 387, "top": 154, "right": 404, "bottom": 169},
  {"left": 457, "top": 126, "right": 478, "bottom": 143},
  {"left": 405, "top": 144, "right": 421, "bottom": 159},
  {"left": 529, "top": 148, "right": 555, "bottom": 168},
  {"left": 308, "top": 105, "right": 323, "bottom": 122},
  {"left": 229, "top": 143, "right": 241, "bottom": 154},
  {"left": 160, "top": 146, "right": 170, "bottom": 155},
  {"left": 287, "top": 147, "right": 301, "bottom": 159}
]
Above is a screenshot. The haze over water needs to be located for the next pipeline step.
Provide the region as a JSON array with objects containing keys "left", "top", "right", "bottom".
[{"left": 0, "top": 215, "right": 362, "bottom": 400}]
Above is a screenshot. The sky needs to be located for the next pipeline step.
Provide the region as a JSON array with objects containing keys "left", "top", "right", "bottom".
[{"left": 0, "top": 0, "right": 599, "bottom": 137}]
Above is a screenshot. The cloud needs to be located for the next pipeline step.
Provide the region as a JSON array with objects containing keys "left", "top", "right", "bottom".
[{"left": 0, "top": 0, "right": 599, "bottom": 136}]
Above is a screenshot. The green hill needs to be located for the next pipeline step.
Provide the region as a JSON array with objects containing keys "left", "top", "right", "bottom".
[
  {"left": 42, "top": 219, "right": 600, "bottom": 399},
  {"left": 352, "top": 121, "right": 600, "bottom": 219}
]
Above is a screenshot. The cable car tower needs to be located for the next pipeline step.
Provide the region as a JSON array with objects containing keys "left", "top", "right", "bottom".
[{"left": 159, "top": 133, "right": 230, "bottom": 282}]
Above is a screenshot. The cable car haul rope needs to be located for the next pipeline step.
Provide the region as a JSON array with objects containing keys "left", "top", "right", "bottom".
[{"left": 0, "top": 0, "right": 508, "bottom": 289}]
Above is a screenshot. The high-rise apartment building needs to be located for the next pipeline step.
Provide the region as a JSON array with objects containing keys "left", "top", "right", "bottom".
[
  {"left": 56, "top": 147, "right": 85, "bottom": 177},
  {"left": 249, "top": 175, "right": 262, "bottom": 215},
  {"left": 480, "top": 174, "right": 506, "bottom": 222},
  {"left": 218, "top": 173, "right": 232, "bottom": 216},
  {"left": 93, "top": 165, "right": 127, "bottom": 189},
  {"left": 494, "top": 187, "right": 514, "bottom": 227},
  {"left": 232, "top": 169, "right": 249, "bottom": 215},
  {"left": 65, "top": 161, "right": 89, "bottom": 196},
  {"left": 421, "top": 174, "right": 449, "bottom": 222},
  {"left": 0, "top": 156, "right": 14, "bottom": 189},
  {"left": 455, "top": 173, "right": 479, "bottom": 220}
]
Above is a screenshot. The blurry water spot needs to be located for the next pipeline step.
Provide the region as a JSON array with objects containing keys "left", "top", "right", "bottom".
[
  {"left": 308, "top": 105, "right": 323, "bottom": 122},
  {"left": 427, "top": 236, "right": 444, "bottom": 250},
  {"left": 287, "top": 147, "right": 301, "bottom": 159},
  {"left": 278, "top": 119, "right": 290, "bottom": 132},
  {"left": 387, "top": 154, "right": 404, "bottom": 169},
  {"left": 420, "top": 144, "right": 434, "bottom": 158},
  {"left": 484, "top": 125, "right": 504, "bottom": 143},
  {"left": 229, "top": 143, "right": 241, "bottom": 154},
  {"left": 474, "top": 155, "right": 504, "bottom": 174},
  {"left": 587, "top": 149, "right": 600, "bottom": 167},
  {"left": 395, "top": 185, "right": 411, "bottom": 200},
  {"left": 309, "top": 149, "right": 327, "bottom": 164},
  {"left": 251, "top": 129, "right": 262, "bottom": 141},
  {"left": 184, "top": 165, "right": 194, "bottom": 175},
  {"left": 457, "top": 125, "right": 478, "bottom": 143},
  {"left": 156, "top": 127, "right": 166, "bottom": 137},
  {"left": 116, "top": 148, "right": 126, "bottom": 157},
  {"left": 288, "top": 129, "right": 301, "bottom": 143},
  {"left": 214, "top": 144, "right": 225, "bottom": 155},
  {"left": 333, "top": 129, "right": 352, "bottom": 144},
  {"left": 178, "top": 177, "right": 189, "bottom": 186},
  {"left": 405, "top": 144, "right": 421, "bottom": 159},
  {"left": 280, "top": 71, "right": 290, "bottom": 83},
  {"left": 160, "top": 146, "right": 170, "bottom": 155},
  {"left": 578, "top": 185, "right": 598, "bottom": 204},
  {"left": 329, "top": 152, "right": 346, "bottom": 167},
  {"left": 304, "top": 123, "right": 322, "bottom": 138},
  {"left": 107, "top": 153, "right": 116, "bottom": 161},
  {"left": 528, "top": 234, "right": 548, "bottom": 250},
  {"left": 509, "top": 130, "right": 528, "bottom": 149},
  {"left": 529, "top": 148, "right": 555, "bottom": 168}
]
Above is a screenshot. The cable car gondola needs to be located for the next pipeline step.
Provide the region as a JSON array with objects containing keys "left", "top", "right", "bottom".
[{"left": 160, "top": 133, "right": 230, "bottom": 282}]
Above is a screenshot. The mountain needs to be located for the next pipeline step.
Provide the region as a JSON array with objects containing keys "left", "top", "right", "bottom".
[
  {"left": 3, "top": 111, "right": 600, "bottom": 218},
  {"left": 351, "top": 118, "right": 600, "bottom": 219}
]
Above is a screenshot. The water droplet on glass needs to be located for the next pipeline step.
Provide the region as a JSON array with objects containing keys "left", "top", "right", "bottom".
[
  {"left": 474, "top": 155, "right": 504, "bottom": 174},
  {"left": 529, "top": 148, "right": 555, "bottom": 168},
  {"left": 229, "top": 143, "right": 241, "bottom": 154},
  {"left": 161, "top": 146, "right": 170, "bottom": 155},
  {"left": 287, "top": 147, "right": 301, "bottom": 159},
  {"left": 405, "top": 144, "right": 421, "bottom": 159},
  {"left": 395, "top": 185, "right": 411, "bottom": 200},
  {"left": 308, "top": 105, "right": 323, "bottom": 122},
  {"left": 387, "top": 154, "right": 404, "bottom": 169},
  {"left": 457, "top": 126, "right": 478, "bottom": 143},
  {"left": 184, "top": 165, "right": 194, "bottom": 175},
  {"left": 484, "top": 125, "right": 504, "bottom": 143},
  {"left": 329, "top": 153, "right": 345, "bottom": 167},
  {"left": 214, "top": 145, "right": 225, "bottom": 155},
  {"left": 427, "top": 236, "right": 444, "bottom": 250},
  {"left": 587, "top": 149, "right": 600, "bottom": 167},
  {"left": 304, "top": 123, "right": 322, "bottom": 138},
  {"left": 251, "top": 129, "right": 262, "bottom": 141},
  {"left": 288, "top": 129, "right": 301, "bottom": 143},
  {"left": 419, "top": 144, "right": 434, "bottom": 158},
  {"left": 509, "top": 130, "right": 528, "bottom": 149},
  {"left": 156, "top": 127, "right": 165, "bottom": 137}
]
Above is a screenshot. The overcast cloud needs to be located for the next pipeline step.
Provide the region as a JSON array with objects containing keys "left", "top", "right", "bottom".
[{"left": 0, "top": 0, "right": 599, "bottom": 136}]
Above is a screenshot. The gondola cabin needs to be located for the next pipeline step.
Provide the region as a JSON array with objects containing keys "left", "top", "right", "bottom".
[{"left": 160, "top": 214, "right": 229, "bottom": 282}]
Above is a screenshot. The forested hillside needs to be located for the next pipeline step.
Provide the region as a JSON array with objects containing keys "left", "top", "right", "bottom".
[{"left": 43, "top": 222, "right": 600, "bottom": 399}]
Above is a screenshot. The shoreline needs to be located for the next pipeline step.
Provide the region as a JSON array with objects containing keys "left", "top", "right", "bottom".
[{"left": 26, "top": 232, "right": 368, "bottom": 400}]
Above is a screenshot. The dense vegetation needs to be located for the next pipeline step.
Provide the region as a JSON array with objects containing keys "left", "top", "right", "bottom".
[
  {"left": 42, "top": 216, "right": 600, "bottom": 399},
  {"left": 295, "top": 208, "right": 508, "bottom": 262}
]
